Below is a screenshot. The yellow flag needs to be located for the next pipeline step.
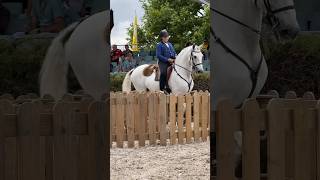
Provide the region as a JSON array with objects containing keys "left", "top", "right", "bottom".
[{"left": 132, "top": 14, "right": 139, "bottom": 52}]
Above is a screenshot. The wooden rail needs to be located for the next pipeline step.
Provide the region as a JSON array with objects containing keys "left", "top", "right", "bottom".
[
  {"left": 110, "top": 91, "right": 210, "bottom": 148},
  {"left": 0, "top": 95, "right": 108, "bottom": 180},
  {"left": 215, "top": 91, "right": 320, "bottom": 179}
]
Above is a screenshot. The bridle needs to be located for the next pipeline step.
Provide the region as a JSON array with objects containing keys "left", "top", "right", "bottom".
[
  {"left": 210, "top": 0, "right": 295, "bottom": 98},
  {"left": 173, "top": 44, "right": 203, "bottom": 92},
  {"left": 262, "top": 0, "right": 295, "bottom": 30}
]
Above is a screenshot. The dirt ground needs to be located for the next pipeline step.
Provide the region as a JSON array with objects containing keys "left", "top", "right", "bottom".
[{"left": 111, "top": 141, "right": 210, "bottom": 180}]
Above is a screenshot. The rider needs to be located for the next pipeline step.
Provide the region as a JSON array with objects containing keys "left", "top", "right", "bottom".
[{"left": 156, "top": 29, "right": 176, "bottom": 94}]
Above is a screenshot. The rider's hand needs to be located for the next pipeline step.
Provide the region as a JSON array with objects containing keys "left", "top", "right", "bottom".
[{"left": 168, "top": 58, "right": 174, "bottom": 64}]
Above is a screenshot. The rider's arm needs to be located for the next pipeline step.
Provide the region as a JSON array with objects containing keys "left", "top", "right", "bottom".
[
  {"left": 170, "top": 43, "right": 177, "bottom": 56},
  {"left": 156, "top": 44, "right": 168, "bottom": 63}
]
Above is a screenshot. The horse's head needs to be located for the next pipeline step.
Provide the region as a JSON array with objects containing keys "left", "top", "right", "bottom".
[
  {"left": 257, "top": 0, "right": 300, "bottom": 39},
  {"left": 190, "top": 45, "right": 204, "bottom": 73}
]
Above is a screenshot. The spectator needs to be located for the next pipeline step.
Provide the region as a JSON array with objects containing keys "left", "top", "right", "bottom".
[
  {"left": 63, "top": 0, "right": 90, "bottom": 25},
  {"left": 28, "top": 0, "right": 65, "bottom": 33},
  {"left": 0, "top": 0, "right": 10, "bottom": 34},
  {"left": 110, "top": 44, "right": 123, "bottom": 72},
  {"left": 123, "top": 44, "right": 133, "bottom": 58},
  {"left": 123, "top": 44, "right": 134, "bottom": 71}
]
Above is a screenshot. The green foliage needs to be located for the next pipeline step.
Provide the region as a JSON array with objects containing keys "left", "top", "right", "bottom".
[
  {"left": 262, "top": 34, "right": 320, "bottom": 97},
  {"left": 127, "top": 0, "right": 210, "bottom": 51},
  {"left": 0, "top": 39, "right": 50, "bottom": 96}
]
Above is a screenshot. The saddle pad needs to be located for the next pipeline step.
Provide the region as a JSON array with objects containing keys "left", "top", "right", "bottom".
[
  {"left": 167, "top": 65, "right": 173, "bottom": 81},
  {"left": 154, "top": 65, "right": 173, "bottom": 81}
]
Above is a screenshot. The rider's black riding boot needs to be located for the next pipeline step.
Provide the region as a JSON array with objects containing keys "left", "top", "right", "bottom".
[{"left": 159, "top": 61, "right": 169, "bottom": 92}]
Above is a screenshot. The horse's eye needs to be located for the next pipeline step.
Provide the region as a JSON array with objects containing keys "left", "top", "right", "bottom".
[{"left": 194, "top": 56, "right": 197, "bottom": 59}]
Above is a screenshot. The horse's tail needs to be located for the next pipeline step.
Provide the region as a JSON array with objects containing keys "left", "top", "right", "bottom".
[
  {"left": 122, "top": 69, "right": 134, "bottom": 93},
  {"left": 39, "top": 22, "right": 79, "bottom": 99}
]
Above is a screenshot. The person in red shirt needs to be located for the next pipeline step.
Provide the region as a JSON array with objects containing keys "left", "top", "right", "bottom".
[{"left": 110, "top": 45, "right": 123, "bottom": 72}]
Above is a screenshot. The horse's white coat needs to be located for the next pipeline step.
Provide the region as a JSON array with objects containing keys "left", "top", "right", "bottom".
[
  {"left": 122, "top": 45, "right": 204, "bottom": 95},
  {"left": 40, "top": 10, "right": 110, "bottom": 100},
  {"left": 210, "top": 0, "right": 299, "bottom": 172},
  {"left": 211, "top": 0, "right": 300, "bottom": 110}
]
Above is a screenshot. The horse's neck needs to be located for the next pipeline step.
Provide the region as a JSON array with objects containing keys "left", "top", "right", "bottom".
[
  {"left": 213, "top": 0, "right": 263, "bottom": 64},
  {"left": 174, "top": 48, "right": 192, "bottom": 79}
]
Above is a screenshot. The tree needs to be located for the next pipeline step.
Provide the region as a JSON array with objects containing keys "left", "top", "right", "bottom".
[{"left": 127, "top": 0, "right": 210, "bottom": 51}]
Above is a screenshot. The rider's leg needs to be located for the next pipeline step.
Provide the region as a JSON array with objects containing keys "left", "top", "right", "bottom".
[{"left": 158, "top": 61, "right": 168, "bottom": 91}]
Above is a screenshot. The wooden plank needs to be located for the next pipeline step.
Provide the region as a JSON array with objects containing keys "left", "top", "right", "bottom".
[
  {"left": 185, "top": 94, "right": 192, "bottom": 143},
  {"left": 17, "top": 102, "right": 42, "bottom": 180},
  {"left": 293, "top": 104, "right": 312, "bottom": 180},
  {"left": 177, "top": 96, "right": 185, "bottom": 144},
  {"left": 159, "top": 93, "right": 167, "bottom": 146},
  {"left": 201, "top": 92, "right": 209, "bottom": 141},
  {"left": 1, "top": 100, "right": 17, "bottom": 180},
  {"left": 0, "top": 102, "right": 5, "bottom": 180},
  {"left": 88, "top": 102, "right": 108, "bottom": 180},
  {"left": 193, "top": 92, "right": 200, "bottom": 142},
  {"left": 134, "top": 94, "right": 140, "bottom": 142},
  {"left": 307, "top": 109, "right": 317, "bottom": 180},
  {"left": 169, "top": 95, "right": 177, "bottom": 145},
  {"left": 242, "top": 99, "right": 260, "bottom": 180},
  {"left": 52, "top": 102, "right": 71, "bottom": 180},
  {"left": 148, "top": 94, "right": 156, "bottom": 145},
  {"left": 216, "top": 99, "right": 236, "bottom": 180},
  {"left": 317, "top": 102, "right": 320, "bottom": 180},
  {"left": 116, "top": 93, "right": 124, "bottom": 148},
  {"left": 267, "top": 99, "right": 286, "bottom": 180},
  {"left": 110, "top": 93, "right": 116, "bottom": 146},
  {"left": 138, "top": 93, "right": 146, "bottom": 147},
  {"left": 37, "top": 101, "right": 53, "bottom": 180},
  {"left": 155, "top": 93, "right": 160, "bottom": 138},
  {"left": 127, "top": 95, "right": 135, "bottom": 148}
]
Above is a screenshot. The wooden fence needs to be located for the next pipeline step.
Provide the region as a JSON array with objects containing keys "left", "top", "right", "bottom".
[
  {"left": 0, "top": 94, "right": 108, "bottom": 180},
  {"left": 110, "top": 91, "right": 210, "bottom": 148},
  {"left": 215, "top": 91, "right": 320, "bottom": 179}
]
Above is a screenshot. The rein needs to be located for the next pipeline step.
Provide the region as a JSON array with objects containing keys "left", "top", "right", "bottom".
[
  {"left": 210, "top": 0, "right": 294, "bottom": 98},
  {"left": 173, "top": 46, "right": 202, "bottom": 92}
]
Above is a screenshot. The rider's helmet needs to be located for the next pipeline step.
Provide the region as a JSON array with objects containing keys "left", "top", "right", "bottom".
[{"left": 159, "top": 29, "right": 169, "bottom": 38}]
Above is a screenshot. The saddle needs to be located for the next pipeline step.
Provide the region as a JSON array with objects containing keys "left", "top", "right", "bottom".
[{"left": 142, "top": 64, "right": 173, "bottom": 81}]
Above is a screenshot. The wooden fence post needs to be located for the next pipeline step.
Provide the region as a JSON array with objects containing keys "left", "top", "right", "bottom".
[
  {"left": 267, "top": 99, "right": 286, "bottom": 180},
  {"left": 201, "top": 91, "right": 209, "bottom": 141},
  {"left": 88, "top": 102, "right": 108, "bottom": 180},
  {"left": 159, "top": 93, "right": 167, "bottom": 146},
  {"left": 169, "top": 95, "right": 177, "bottom": 145},
  {"left": 17, "top": 102, "right": 42, "bottom": 180},
  {"left": 242, "top": 99, "right": 260, "bottom": 180},
  {"left": 148, "top": 93, "right": 157, "bottom": 145},
  {"left": 127, "top": 94, "right": 135, "bottom": 148},
  {"left": 115, "top": 93, "right": 125, "bottom": 148},
  {"left": 216, "top": 99, "right": 236, "bottom": 179},
  {"left": 185, "top": 94, "right": 193, "bottom": 144},
  {"left": 138, "top": 93, "right": 146, "bottom": 147}
]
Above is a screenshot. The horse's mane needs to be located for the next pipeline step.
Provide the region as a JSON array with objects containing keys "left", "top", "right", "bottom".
[{"left": 177, "top": 45, "right": 200, "bottom": 59}]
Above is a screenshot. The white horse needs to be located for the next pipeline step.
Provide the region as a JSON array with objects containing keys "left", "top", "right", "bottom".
[
  {"left": 211, "top": 0, "right": 300, "bottom": 109},
  {"left": 210, "top": 0, "right": 299, "bottom": 177},
  {"left": 122, "top": 45, "right": 204, "bottom": 95},
  {"left": 40, "top": 10, "right": 113, "bottom": 100}
]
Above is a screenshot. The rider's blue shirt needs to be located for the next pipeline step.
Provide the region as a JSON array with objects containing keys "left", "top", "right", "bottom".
[{"left": 156, "top": 42, "right": 176, "bottom": 63}]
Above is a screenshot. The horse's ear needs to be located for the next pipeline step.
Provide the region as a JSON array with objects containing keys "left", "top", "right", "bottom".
[{"left": 192, "top": 44, "right": 195, "bottom": 50}]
